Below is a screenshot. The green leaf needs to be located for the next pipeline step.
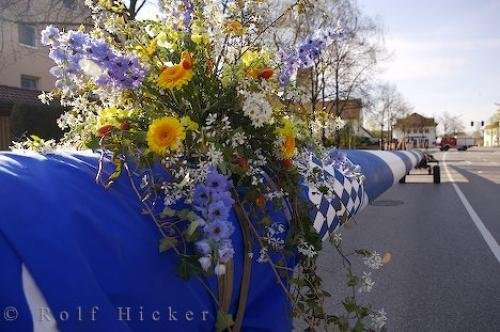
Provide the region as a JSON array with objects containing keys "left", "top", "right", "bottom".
[
  {"left": 161, "top": 207, "right": 177, "bottom": 218},
  {"left": 342, "top": 298, "right": 357, "bottom": 313},
  {"left": 216, "top": 310, "right": 234, "bottom": 332},
  {"left": 106, "top": 158, "right": 123, "bottom": 186},
  {"left": 352, "top": 320, "right": 364, "bottom": 332},
  {"left": 85, "top": 136, "right": 100, "bottom": 150},
  {"left": 186, "top": 219, "right": 203, "bottom": 236},
  {"left": 159, "top": 237, "right": 178, "bottom": 253},
  {"left": 176, "top": 255, "right": 202, "bottom": 280}
]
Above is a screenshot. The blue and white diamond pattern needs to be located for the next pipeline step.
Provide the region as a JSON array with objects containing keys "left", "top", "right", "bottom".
[{"left": 304, "top": 157, "right": 366, "bottom": 241}]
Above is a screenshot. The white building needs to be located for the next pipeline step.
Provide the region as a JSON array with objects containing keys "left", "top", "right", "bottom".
[
  {"left": 484, "top": 122, "right": 499, "bottom": 147},
  {"left": 393, "top": 113, "right": 438, "bottom": 149}
]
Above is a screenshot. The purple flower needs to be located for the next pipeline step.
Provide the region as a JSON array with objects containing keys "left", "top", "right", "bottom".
[
  {"left": 277, "top": 28, "right": 343, "bottom": 88},
  {"left": 87, "top": 39, "right": 112, "bottom": 62},
  {"left": 99, "top": 54, "right": 146, "bottom": 90},
  {"left": 40, "top": 25, "right": 60, "bottom": 45},
  {"left": 218, "top": 240, "right": 235, "bottom": 263},
  {"left": 49, "top": 48, "right": 67, "bottom": 64},
  {"left": 181, "top": 0, "right": 194, "bottom": 31},
  {"left": 211, "top": 191, "right": 234, "bottom": 208},
  {"left": 207, "top": 201, "right": 230, "bottom": 222},
  {"left": 49, "top": 66, "right": 63, "bottom": 78},
  {"left": 195, "top": 240, "right": 212, "bottom": 255},
  {"left": 204, "top": 220, "right": 234, "bottom": 242},
  {"left": 193, "top": 184, "right": 210, "bottom": 208},
  {"left": 206, "top": 171, "right": 232, "bottom": 193},
  {"left": 65, "top": 30, "right": 89, "bottom": 50},
  {"left": 328, "top": 149, "right": 347, "bottom": 165}
]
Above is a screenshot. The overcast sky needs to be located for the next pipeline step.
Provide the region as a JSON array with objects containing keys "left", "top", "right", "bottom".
[{"left": 359, "top": 0, "right": 500, "bottom": 132}]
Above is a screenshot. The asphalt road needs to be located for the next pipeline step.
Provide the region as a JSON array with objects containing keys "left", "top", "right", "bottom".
[{"left": 312, "top": 147, "right": 500, "bottom": 331}]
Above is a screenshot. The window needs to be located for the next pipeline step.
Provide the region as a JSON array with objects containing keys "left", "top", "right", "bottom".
[
  {"left": 18, "top": 23, "right": 37, "bottom": 47},
  {"left": 424, "top": 128, "right": 429, "bottom": 133},
  {"left": 21, "top": 75, "right": 39, "bottom": 90},
  {"left": 63, "top": 0, "right": 78, "bottom": 9},
  {"left": 413, "top": 128, "right": 417, "bottom": 133}
]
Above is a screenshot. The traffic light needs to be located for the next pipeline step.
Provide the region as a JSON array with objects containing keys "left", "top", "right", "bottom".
[
  {"left": 481, "top": 121, "right": 485, "bottom": 126},
  {"left": 471, "top": 121, "right": 474, "bottom": 127}
]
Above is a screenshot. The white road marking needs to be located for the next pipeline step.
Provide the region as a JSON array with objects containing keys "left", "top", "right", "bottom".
[{"left": 443, "top": 153, "right": 500, "bottom": 264}]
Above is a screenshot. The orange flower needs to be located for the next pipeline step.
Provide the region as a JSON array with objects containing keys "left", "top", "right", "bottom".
[
  {"left": 181, "top": 51, "right": 193, "bottom": 70},
  {"left": 282, "top": 135, "right": 296, "bottom": 160},
  {"left": 258, "top": 67, "right": 274, "bottom": 80},
  {"left": 256, "top": 194, "right": 266, "bottom": 208},
  {"left": 157, "top": 51, "right": 194, "bottom": 90},
  {"left": 236, "top": 157, "right": 249, "bottom": 172},
  {"left": 224, "top": 20, "right": 246, "bottom": 36},
  {"left": 282, "top": 159, "right": 293, "bottom": 169},
  {"left": 97, "top": 124, "right": 115, "bottom": 137}
]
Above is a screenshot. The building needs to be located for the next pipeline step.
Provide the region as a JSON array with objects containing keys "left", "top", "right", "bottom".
[
  {"left": 484, "top": 122, "right": 499, "bottom": 147},
  {"left": 0, "top": 0, "right": 90, "bottom": 149},
  {"left": 302, "top": 98, "right": 375, "bottom": 142},
  {"left": 393, "top": 112, "right": 438, "bottom": 149}
]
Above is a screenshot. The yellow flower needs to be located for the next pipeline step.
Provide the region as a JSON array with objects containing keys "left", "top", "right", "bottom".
[
  {"left": 181, "top": 115, "right": 199, "bottom": 131},
  {"left": 224, "top": 20, "right": 246, "bottom": 36},
  {"left": 96, "top": 107, "right": 130, "bottom": 128},
  {"left": 157, "top": 51, "right": 194, "bottom": 90},
  {"left": 191, "top": 20, "right": 209, "bottom": 44},
  {"left": 146, "top": 38, "right": 157, "bottom": 56},
  {"left": 147, "top": 116, "right": 186, "bottom": 155},
  {"left": 276, "top": 118, "right": 297, "bottom": 159}
]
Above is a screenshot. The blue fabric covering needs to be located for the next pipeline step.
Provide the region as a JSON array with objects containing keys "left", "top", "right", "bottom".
[
  {"left": 0, "top": 150, "right": 421, "bottom": 331},
  {"left": 392, "top": 151, "right": 413, "bottom": 173},
  {"left": 345, "top": 151, "right": 394, "bottom": 201},
  {"left": 0, "top": 151, "right": 294, "bottom": 332}
]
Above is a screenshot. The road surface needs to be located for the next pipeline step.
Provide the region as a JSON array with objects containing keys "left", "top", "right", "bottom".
[{"left": 313, "top": 148, "right": 500, "bottom": 331}]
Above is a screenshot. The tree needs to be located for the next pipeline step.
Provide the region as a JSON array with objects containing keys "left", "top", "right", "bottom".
[
  {"left": 368, "top": 82, "right": 411, "bottom": 149},
  {"left": 270, "top": 0, "right": 384, "bottom": 145},
  {"left": 439, "top": 111, "right": 464, "bottom": 136}
]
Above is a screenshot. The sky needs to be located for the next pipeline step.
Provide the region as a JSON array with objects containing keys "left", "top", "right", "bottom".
[{"left": 359, "top": 0, "right": 500, "bottom": 132}]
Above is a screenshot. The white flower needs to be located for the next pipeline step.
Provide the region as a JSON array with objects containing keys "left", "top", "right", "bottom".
[
  {"left": 79, "top": 59, "right": 104, "bottom": 78},
  {"left": 214, "top": 264, "right": 226, "bottom": 276},
  {"left": 370, "top": 308, "right": 387, "bottom": 330},
  {"left": 38, "top": 91, "right": 53, "bottom": 105},
  {"left": 298, "top": 239, "right": 317, "bottom": 258},
  {"left": 198, "top": 256, "right": 212, "bottom": 271},
  {"left": 205, "top": 113, "right": 217, "bottom": 127},
  {"left": 358, "top": 272, "right": 375, "bottom": 293},
  {"left": 257, "top": 247, "right": 268, "bottom": 263},
  {"left": 206, "top": 144, "right": 224, "bottom": 166},
  {"left": 231, "top": 132, "right": 247, "bottom": 148},
  {"left": 240, "top": 91, "right": 273, "bottom": 128},
  {"left": 363, "top": 251, "right": 384, "bottom": 270}
]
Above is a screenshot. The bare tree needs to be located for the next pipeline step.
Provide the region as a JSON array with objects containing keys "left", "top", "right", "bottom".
[
  {"left": 269, "top": 0, "right": 384, "bottom": 145},
  {"left": 369, "top": 82, "right": 411, "bottom": 148},
  {"left": 439, "top": 111, "right": 464, "bottom": 136}
]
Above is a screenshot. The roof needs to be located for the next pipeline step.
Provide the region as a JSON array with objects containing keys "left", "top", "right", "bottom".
[
  {"left": 394, "top": 112, "right": 437, "bottom": 128},
  {"left": 485, "top": 122, "right": 499, "bottom": 130},
  {"left": 0, "top": 85, "right": 45, "bottom": 107}
]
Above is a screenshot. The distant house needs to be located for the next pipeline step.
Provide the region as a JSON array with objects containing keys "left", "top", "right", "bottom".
[
  {"left": 393, "top": 112, "right": 438, "bottom": 149},
  {"left": 0, "top": 0, "right": 90, "bottom": 149},
  {"left": 484, "top": 122, "right": 499, "bottom": 147},
  {"left": 299, "top": 98, "right": 374, "bottom": 142}
]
